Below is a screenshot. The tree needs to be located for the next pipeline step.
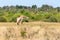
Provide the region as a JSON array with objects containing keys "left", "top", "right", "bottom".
[
  {"left": 56, "top": 7, "right": 60, "bottom": 12},
  {"left": 16, "top": 5, "right": 23, "bottom": 9},
  {"left": 32, "top": 5, "right": 37, "bottom": 9},
  {"left": 40, "top": 4, "right": 53, "bottom": 12},
  {"left": 32, "top": 5, "right": 38, "bottom": 13}
]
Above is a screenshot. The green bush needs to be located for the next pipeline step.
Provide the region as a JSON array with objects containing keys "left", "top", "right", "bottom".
[
  {"left": 10, "top": 13, "right": 21, "bottom": 22},
  {"left": 0, "top": 16, "right": 7, "bottom": 22},
  {"left": 43, "top": 14, "right": 57, "bottom": 22},
  {"left": 10, "top": 17, "right": 17, "bottom": 22},
  {"left": 1, "top": 8, "right": 60, "bottom": 22}
]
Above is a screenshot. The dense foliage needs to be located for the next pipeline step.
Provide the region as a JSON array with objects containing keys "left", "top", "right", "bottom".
[{"left": 0, "top": 4, "right": 60, "bottom": 22}]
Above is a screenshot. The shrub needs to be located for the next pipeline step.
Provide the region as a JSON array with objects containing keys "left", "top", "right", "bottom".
[
  {"left": 10, "top": 17, "right": 17, "bottom": 22},
  {"left": 43, "top": 15, "right": 58, "bottom": 22},
  {"left": 10, "top": 13, "right": 21, "bottom": 22},
  {"left": 21, "top": 31, "right": 26, "bottom": 38},
  {"left": 0, "top": 16, "right": 7, "bottom": 22}
]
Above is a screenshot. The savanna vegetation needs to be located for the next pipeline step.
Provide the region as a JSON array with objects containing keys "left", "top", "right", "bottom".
[{"left": 0, "top": 4, "right": 60, "bottom": 22}]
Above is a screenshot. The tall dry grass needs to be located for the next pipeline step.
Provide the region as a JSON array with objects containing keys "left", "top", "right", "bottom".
[{"left": 0, "top": 21, "right": 60, "bottom": 40}]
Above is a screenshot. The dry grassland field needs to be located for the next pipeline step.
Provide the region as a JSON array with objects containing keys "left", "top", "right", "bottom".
[{"left": 0, "top": 21, "right": 60, "bottom": 40}]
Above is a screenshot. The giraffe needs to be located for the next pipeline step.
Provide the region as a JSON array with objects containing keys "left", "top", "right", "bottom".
[{"left": 17, "top": 15, "right": 29, "bottom": 25}]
